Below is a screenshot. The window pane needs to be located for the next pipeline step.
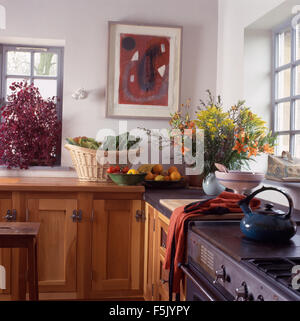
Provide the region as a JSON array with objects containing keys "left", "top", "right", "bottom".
[
  {"left": 276, "top": 102, "right": 290, "bottom": 131},
  {"left": 295, "top": 65, "right": 300, "bottom": 95},
  {"left": 295, "top": 135, "right": 300, "bottom": 159},
  {"left": 7, "top": 51, "right": 31, "bottom": 76},
  {"left": 277, "top": 30, "right": 291, "bottom": 66},
  {"left": 276, "top": 135, "right": 290, "bottom": 156},
  {"left": 33, "top": 79, "right": 57, "bottom": 99},
  {"left": 296, "top": 101, "right": 300, "bottom": 130},
  {"left": 296, "top": 25, "right": 300, "bottom": 61},
  {"left": 277, "top": 68, "right": 291, "bottom": 99},
  {"left": 6, "top": 78, "right": 29, "bottom": 99},
  {"left": 34, "top": 52, "right": 58, "bottom": 77}
]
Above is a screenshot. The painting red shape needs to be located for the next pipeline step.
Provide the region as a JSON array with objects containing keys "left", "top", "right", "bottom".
[{"left": 118, "top": 33, "right": 170, "bottom": 106}]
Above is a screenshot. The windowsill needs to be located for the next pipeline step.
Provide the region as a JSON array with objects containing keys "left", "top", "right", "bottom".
[
  {"left": 264, "top": 179, "right": 300, "bottom": 189},
  {"left": 0, "top": 165, "right": 74, "bottom": 171},
  {"left": 0, "top": 166, "right": 77, "bottom": 177}
]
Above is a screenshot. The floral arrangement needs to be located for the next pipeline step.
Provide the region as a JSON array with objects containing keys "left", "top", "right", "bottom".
[
  {"left": 169, "top": 91, "right": 276, "bottom": 177},
  {"left": 0, "top": 81, "right": 62, "bottom": 169},
  {"left": 169, "top": 99, "right": 197, "bottom": 156}
]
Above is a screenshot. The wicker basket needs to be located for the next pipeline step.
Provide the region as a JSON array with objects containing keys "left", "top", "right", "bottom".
[{"left": 65, "top": 144, "right": 110, "bottom": 182}]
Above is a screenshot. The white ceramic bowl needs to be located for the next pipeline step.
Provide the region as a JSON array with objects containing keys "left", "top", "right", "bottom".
[{"left": 215, "top": 171, "right": 265, "bottom": 194}]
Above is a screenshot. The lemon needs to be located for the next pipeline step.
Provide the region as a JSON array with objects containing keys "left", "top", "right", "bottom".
[
  {"left": 154, "top": 175, "right": 165, "bottom": 181},
  {"left": 127, "top": 169, "right": 138, "bottom": 175}
]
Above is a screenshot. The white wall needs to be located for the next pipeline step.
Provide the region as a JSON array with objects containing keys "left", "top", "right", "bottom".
[
  {"left": 0, "top": 0, "right": 219, "bottom": 174},
  {"left": 217, "top": 0, "right": 286, "bottom": 108},
  {"left": 244, "top": 29, "right": 273, "bottom": 127},
  {"left": 242, "top": 29, "right": 273, "bottom": 174}
]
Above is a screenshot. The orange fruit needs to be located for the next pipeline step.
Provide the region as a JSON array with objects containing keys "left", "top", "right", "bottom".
[
  {"left": 152, "top": 164, "right": 163, "bottom": 174},
  {"left": 170, "top": 171, "right": 181, "bottom": 181},
  {"left": 145, "top": 172, "right": 154, "bottom": 181},
  {"left": 164, "top": 176, "right": 170, "bottom": 181},
  {"left": 168, "top": 166, "right": 179, "bottom": 175}
]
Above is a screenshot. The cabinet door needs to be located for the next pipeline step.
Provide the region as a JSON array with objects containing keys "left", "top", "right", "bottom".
[
  {"left": 91, "top": 200, "right": 144, "bottom": 298},
  {"left": 0, "top": 198, "right": 12, "bottom": 297},
  {"left": 27, "top": 198, "right": 77, "bottom": 293},
  {"left": 143, "top": 204, "right": 156, "bottom": 300},
  {"left": 154, "top": 214, "right": 170, "bottom": 300},
  {"left": 154, "top": 213, "right": 186, "bottom": 301}
]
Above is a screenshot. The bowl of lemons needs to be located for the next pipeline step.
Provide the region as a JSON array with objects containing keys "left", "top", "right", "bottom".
[{"left": 107, "top": 166, "right": 147, "bottom": 186}]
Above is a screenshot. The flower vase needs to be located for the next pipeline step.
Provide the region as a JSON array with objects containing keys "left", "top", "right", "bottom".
[{"left": 202, "top": 172, "right": 225, "bottom": 196}]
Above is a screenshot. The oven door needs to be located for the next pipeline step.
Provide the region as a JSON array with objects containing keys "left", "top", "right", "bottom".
[{"left": 180, "top": 264, "right": 233, "bottom": 301}]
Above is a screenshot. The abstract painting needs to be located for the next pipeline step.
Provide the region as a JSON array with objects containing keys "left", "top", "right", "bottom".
[{"left": 107, "top": 23, "right": 182, "bottom": 119}]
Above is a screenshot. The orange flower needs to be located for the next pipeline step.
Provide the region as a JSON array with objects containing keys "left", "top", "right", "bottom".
[
  {"left": 232, "top": 141, "right": 247, "bottom": 154},
  {"left": 263, "top": 144, "right": 274, "bottom": 154},
  {"left": 235, "top": 130, "right": 246, "bottom": 143},
  {"left": 188, "top": 121, "right": 195, "bottom": 128},
  {"left": 248, "top": 147, "right": 258, "bottom": 158}
]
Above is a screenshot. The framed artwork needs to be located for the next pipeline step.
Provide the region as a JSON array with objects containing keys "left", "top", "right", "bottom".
[{"left": 106, "top": 22, "right": 182, "bottom": 119}]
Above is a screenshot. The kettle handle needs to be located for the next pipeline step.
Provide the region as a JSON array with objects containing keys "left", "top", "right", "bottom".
[{"left": 240, "top": 186, "right": 293, "bottom": 219}]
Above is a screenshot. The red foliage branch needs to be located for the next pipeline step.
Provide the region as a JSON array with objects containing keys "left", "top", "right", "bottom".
[{"left": 0, "top": 81, "right": 62, "bottom": 169}]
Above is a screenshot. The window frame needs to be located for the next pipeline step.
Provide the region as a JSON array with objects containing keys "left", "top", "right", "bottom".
[
  {"left": 272, "top": 19, "right": 300, "bottom": 157},
  {"left": 0, "top": 44, "right": 64, "bottom": 165}
]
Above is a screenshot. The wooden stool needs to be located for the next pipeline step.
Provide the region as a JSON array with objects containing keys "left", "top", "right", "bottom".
[{"left": 0, "top": 222, "right": 40, "bottom": 301}]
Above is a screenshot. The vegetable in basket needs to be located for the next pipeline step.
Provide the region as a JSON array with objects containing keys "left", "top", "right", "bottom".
[{"left": 66, "top": 136, "right": 101, "bottom": 150}]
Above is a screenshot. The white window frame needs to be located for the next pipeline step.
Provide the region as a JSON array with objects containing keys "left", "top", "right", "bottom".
[{"left": 272, "top": 18, "right": 300, "bottom": 156}]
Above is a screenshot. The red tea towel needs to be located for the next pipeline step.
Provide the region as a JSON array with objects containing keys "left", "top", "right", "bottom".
[{"left": 164, "top": 191, "right": 261, "bottom": 295}]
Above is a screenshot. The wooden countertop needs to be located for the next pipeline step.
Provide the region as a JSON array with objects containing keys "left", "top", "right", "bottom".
[{"left": 0, "top": 177, "right": 145, "bottom": 192}]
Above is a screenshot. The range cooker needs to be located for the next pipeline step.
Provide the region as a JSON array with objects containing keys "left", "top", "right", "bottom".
[{"left": 181, "top": 220, "right": 300, "bottom": 301}]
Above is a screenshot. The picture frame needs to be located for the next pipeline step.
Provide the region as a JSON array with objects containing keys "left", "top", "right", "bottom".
[{"left": 106, "top": 22, "right": 182, "bottom": 119}]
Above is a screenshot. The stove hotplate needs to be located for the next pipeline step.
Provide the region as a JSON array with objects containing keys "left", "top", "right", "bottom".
[
  {"left": 244, "top": 258, "right": 300, "bottom": 297},
  {"left": 191, "top": 221, "right": 300, "bottom": 261}
]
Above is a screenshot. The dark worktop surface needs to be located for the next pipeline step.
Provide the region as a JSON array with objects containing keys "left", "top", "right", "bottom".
[
  {"left": 144, "top": 187, "right": 300, "bottom": 221},
  {"left": 191, "top": 220, "right": 300, "bottom": 261}
]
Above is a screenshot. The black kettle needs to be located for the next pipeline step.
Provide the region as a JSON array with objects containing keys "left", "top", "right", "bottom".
[{"left": 238, "top": 186, "right": 297, "bottom": 242}]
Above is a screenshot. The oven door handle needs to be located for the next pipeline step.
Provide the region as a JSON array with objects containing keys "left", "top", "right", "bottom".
[{"left": 179, "top": 263, "right": 216, "bottom": 301}]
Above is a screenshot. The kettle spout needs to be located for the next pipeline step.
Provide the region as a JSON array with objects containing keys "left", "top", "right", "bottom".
[{"left": 238, "top": 198, "right": 253, "bottom": 217}]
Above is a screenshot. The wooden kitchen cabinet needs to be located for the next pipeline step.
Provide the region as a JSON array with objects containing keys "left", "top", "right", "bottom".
[
  {"left": 144, "top": 203, "right": 186, "bottom": 301},
  {"left": 0, "top": 178, "right": 145, "bottom": 301},
  {"left": 143, "top": 203, "right": 157, "bottom": 300},
  {"left": 154, "top": 213, "right": 170, "bottom": 301},
  {"left": 26, "top": 196, "right": 78, "bottom": 294},
  {"left": 90, "top": 199, "right": 144, "bottom": 299}
]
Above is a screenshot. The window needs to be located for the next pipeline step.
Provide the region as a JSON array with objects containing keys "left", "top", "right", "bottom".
[
  {"left": 273, "top": 20, "right": 300, "bottom": 158},
  {"left": 0, "top": 44, "right": 64, "bottom": 165}
]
